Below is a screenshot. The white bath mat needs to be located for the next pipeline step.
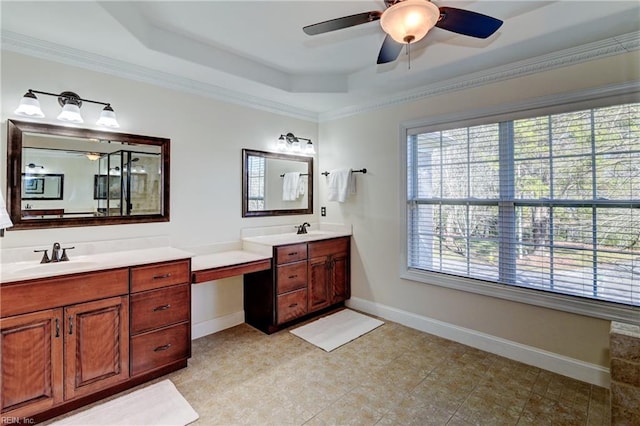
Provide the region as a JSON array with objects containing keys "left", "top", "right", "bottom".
[
  {"left": 290, "top": 309, "right": 384, "bottom": 352},
  {"left": 51, "top": 380, "right": 198, "bottom": 426}
]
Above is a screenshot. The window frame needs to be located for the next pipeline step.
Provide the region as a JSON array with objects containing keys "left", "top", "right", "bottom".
[{"left": 400, "top": 82, "right": 640, "bottom": 324}]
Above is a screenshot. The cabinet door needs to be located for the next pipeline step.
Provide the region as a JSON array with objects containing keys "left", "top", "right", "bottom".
[
  {"left": 331, "top": 252, "right": 350, "bottom": 304},
  {"left": 1, "top": 309, "right": 63, "bottom": 418},
  {"left": 64, "top": 296, "right": 129, "bottom": 400},
  {"left": 308, "top": 256, "right": 330, "bottom": 312}
]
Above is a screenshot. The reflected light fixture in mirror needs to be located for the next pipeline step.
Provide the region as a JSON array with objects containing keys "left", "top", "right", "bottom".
[
  {"left": 277, "top": 132, "right": 315, "bottom": 155},
  {"left": 14, "top": 89, "right": 120, "bottom": 128},
  {"left": 25, "top": 162, "right": 45, "bottom": 172}
]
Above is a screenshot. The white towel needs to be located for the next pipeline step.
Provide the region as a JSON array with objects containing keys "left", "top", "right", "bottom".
[
  {"left": 0, "top": 189, "right": 13, "bottom": 229},
  {"left": 327, "top": 168, "right": 355, "bottom": 202},
  {"left": 282, "top": 172, "right": 301, "bottom": 201}
]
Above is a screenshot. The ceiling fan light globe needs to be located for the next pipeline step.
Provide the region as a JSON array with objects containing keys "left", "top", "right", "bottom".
[{"left": 380, "top": 0, "right": 439, "bottom": 44}]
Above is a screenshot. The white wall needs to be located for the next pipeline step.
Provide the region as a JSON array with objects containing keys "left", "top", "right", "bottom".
[
  {"left": 318, "top": 51, "right": 639, "bottom": 371},
  {"left": 1, "top": 51, "right": 317, "bottom": 332}
]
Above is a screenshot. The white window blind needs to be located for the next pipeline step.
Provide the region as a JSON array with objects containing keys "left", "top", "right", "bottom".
[{"left": 407, "top": 103, "right": 639, "bottom": 307}]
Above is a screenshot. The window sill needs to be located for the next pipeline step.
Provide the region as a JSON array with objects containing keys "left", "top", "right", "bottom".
[{"left": 401, "top": 268, "right": 639, "bottom": 325}]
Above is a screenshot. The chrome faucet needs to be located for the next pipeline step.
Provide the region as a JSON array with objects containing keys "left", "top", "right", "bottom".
[
  {"left": 34, "top": 242, "right": 75, "bottom": 263},
  {"left": 51, "top": 242, "right": 61, "bottom": 262},
  {"left": 297, "top": 222, "right": 311, "bottom": 235}
]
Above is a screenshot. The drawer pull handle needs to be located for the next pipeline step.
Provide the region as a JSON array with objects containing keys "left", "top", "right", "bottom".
[
  {"left": 288, "top": 275, "right": 297, "bottom": 279},
  {"left": 55, "top": 318, "right": 60, "bottom": 338},
  {"left": 153, "top": 304, "right": 171, "bottom": 311},
  {"left": 288, "top": 252, "right": 298, "bottom": 256},
  {"left": 154, "top": 344, "right": 172, "bottom": 352},
  {"left": 153, "top": 273, "right": 172, "bottom": 280},
  {"left": 289, "top": 303, "right": 298, "bottom": 308},
  {"left": 68, "top": 316, "right": 73, "bottom": 335}
]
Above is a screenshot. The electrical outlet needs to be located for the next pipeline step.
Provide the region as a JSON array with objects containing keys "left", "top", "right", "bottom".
[{"left": 321, "top": 206, "right": 326, "bottom": 217}]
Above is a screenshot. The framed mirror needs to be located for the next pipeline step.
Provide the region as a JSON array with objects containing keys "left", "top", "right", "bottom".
[
  {"left": 242, "top": 149, "right": 313, "bottom": 217},
  {"left": 6, "top": 119, "right": 170, "bottom": 230}
]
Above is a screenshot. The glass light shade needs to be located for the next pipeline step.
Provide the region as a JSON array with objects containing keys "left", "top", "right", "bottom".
[
  {"left": 291, "top": 139, "right": 301, "bottom": 152},
  {"left": 15, "top": 93, "right": 45, "bottom": 118},
  {"left": 380, "top": 0, "right": 440, "bottom": 44},
  {"left": 96, "top": 106, "right": 120, "bottom": 128},
  {"left": 85, "top": 152, "right": 101, "bottom": 161},
  {"left": 304, "top": 141, "right": 316, "bottom": 155},
  {"left": 277, "top": 136, "right": 287, "bottom": 151},
  {"left": 57, "top": 103, "right": 84, "bottom": 123}
]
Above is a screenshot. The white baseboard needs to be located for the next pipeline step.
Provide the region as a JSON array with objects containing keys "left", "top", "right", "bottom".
[
  {"left": 191, "top": 311, "right": 245, "bottom": 340},
  {"left": 346, "top": 297, "right": 610, "bottom": 388}
]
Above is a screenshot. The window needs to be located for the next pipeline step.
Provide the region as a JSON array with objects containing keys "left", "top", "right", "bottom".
[
  {"left": 246, "top": 155, "right": 265, "bottom": 211},
  {"left": 405, "top": 101, "right": 639, "bottom": 318}
]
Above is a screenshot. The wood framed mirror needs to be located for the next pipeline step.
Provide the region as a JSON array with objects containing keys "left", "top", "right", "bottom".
[
  {"left": 6, "top": 119, "right": 170, "bottom": 230},
  {"left": 242, "top": 149, "right": 313, "bottom": 217}
]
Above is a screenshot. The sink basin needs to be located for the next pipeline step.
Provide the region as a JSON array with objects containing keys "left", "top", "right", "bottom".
[{"left": 9, "top": 261, "right": 99, "bottom": 276}]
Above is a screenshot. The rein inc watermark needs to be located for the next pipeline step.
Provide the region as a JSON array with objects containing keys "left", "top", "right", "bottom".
[{"left": 1, "top": 417, "right": 35, "bottom": 424}]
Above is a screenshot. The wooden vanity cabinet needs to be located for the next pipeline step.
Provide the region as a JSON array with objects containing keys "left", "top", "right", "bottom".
[
  {"left": 0, "top": 309, "right": 63, "bottom": 419},
  {"left": 0, "top": 270, "right": 129, "bottom": 421},
  {"left": 244, "top": 236, "right": 350, "bottom": 334},
  {"left": 308, "top": 237, "right": 350, "bottom": 310},
  {"left": 64, "top": 296, "right": 129, "bottom": 400},
  {"left": 0, "top": 258, "right": 192, "bottom": 424}
]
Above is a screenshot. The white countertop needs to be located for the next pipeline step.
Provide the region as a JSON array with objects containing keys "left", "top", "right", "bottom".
[
  {"left": 1, "top": 225, "right": 352, "bottom": 283},
  {"left": 191, "top": 250, "right": 271, "bottom": 272},
  {"left": 1, "top": 247, "right": 194, "bottom": 284},
  {"left": 241, "top": 230, "right": 352, "bottom": 256}
]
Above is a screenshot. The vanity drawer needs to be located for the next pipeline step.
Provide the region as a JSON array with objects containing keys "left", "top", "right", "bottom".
[
  {"left": 130, "top": 323, "right": 190, "bottom": 376},
  {"left": 130, "top": 259, "right": 190, "bottom": 293},
  {"left": 276, "top": 289, "right": 307, "bottom": 324},
  {"left": 309, "top": 237, "right": 349, "bottom": 259},
  {"left": 275, "top": 243, "right": 307, "bottom": 265},
  {"left": 130, "top": 284, "right": 190, "bottom": 334},
  {"left": 276, "top": 262, "right": 307, "bottom": 294},
  {"left": 0, "top": 269, "right": 129, "bottom": 318}
]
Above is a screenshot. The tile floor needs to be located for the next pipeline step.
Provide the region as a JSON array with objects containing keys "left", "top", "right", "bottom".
[
  {"left": 50, "top": 311, "right": 612, "bottom": 425},
  {"left": 173, "top": 311, "right": 612, "bottom": 425}
]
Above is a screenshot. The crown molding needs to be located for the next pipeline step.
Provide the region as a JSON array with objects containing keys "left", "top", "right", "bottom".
[
  {"left": 1, "top": 30, "right": 320, "bottom": 122},
  {"left": 3, "top": 30, "right": 638, "bottom": 124},
  {"left": 318, "top": 32, "right": 640, "bottom": 122}
]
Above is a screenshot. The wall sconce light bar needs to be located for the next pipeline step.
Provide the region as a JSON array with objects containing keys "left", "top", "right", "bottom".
[
  {"left": 14, "top": 89, "right": 120, "bottom": 128},
  {"left": 277, "top": 132, "right": 315, "bottom": 155}
]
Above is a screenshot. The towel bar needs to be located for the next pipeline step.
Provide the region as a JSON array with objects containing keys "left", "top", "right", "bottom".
[
  {"left": 279, "top": 173, "right": 309, "bottom": 177},
  {"left": 321, "top": 168, "right": 367, "bottom": 176}
]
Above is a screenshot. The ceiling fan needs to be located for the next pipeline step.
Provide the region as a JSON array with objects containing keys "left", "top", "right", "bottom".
[{"left": 303, "top": 0, "right": 503, "bottom": 64}]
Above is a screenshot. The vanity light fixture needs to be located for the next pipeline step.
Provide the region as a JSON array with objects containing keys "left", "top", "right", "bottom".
[
  {"left": 14, "top": 89, "right": 120, "bottom": 128},
  {"left": 277, "top": 132, "right": 315, "bottom": 155},
  {"left": 26, "top": 163, "right": 45, "bottom": 170}
]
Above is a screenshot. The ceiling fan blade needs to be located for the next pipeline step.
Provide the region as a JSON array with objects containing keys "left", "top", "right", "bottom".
[
  {"left": 377, "top": 34, "right": 403, "bottom": 64},
  {"left": 435, "top": 7, "right": 503, "bottom": 39},
  {"left": 303, "top": 11, "right": 382, "bottom": 36}
]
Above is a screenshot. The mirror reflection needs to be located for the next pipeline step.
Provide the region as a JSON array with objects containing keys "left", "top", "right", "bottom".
[
  {"left": 242, "top": 149, "right": 313, "bottom": 217},
  {"left": 7, "top": 120, "right": 170, "bottom": 230}
]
